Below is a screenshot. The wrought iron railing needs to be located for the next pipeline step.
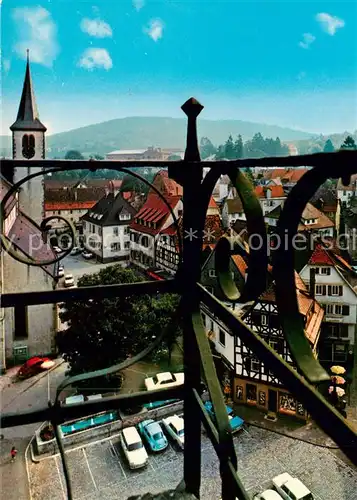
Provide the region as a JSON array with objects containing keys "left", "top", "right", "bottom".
[{"left": 1, "top": 98, "right": 357, "bottom": 500}]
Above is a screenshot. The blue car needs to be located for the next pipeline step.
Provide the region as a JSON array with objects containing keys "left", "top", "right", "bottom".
[
  {"left": 204, "top": 401, "right": 244, "bottom": 432},
  {"left": 137, "top": 419, "right": 168, "bottom": 452},
  {"left": 143, "top": 399, "right": 179, "bottom": 410}
]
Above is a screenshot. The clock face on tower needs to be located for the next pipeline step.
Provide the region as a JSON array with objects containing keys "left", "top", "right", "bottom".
[{"left": 22, "top": 134, "right": 36, "bottom": 159}]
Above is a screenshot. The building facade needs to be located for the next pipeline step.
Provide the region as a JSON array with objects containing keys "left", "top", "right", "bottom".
[
  {"left": 81, "top": 188, "right": 136, "bottom": 262},
  {"left": 300, "top": 244, "right": 357, "bottom": 370}
]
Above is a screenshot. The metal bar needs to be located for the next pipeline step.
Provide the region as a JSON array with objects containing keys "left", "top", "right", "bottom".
[
  {"left": 1, "top": 278, "right": 177, "bottom": 308},
  {"left": 198, "top": 284, "right": 357, "bottom": 464},
  {"left": 181, "top": 98, "right": 204, "bottom": 498},
  {"left": 2, "top": 149, "right": 356, "bottom": 170},
  {"left": 0, "top": 386, "right": 184, "bottom": 428}
]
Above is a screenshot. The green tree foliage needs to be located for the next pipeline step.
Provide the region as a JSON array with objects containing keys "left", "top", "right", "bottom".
[
  {"left": 224, "top": 135, "right": 236, "bottom": 159},
  {"left": 65, "top": 150, "right": 84, "bottom": 160},
  {"left": 243, "top": 167, "right": 255, "bottom": 185},
  {"left": 323, "top": 139, "right": 335, "bottom": 153},
  {"left": 120, "top": 174, "right": 149, "bottom": 194},
  {"left": 340, "top": 136, "right": 357, "bottom": 150},
  {"left": 233, "top": 135, "right": 244, "bottom": 158},
  {"left": 56, "top": 265, "right": 181, "bottom": 375},
  {"left": 200, "top": 137, "right": 217, "bottom": 159}
]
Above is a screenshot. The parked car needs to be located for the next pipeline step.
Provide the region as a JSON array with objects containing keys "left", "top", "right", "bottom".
[
  {"left": 82, "top": 250, "right": 93, "bottom": 259},
  {"left": 137, "top": 419, "right": 168, "bottom": 452},
  {"left": 52, "top": 246, "right": 62, "bottom": 254},
  {"left": 272, "top": 473, "right": 314, "bottom": 500},
  {"left": 18, "top": 356, "right": 55, "bottom": 379},
  {"left": 253, "top": 490, "right": 284, "bottom": 500},
  {"left": 58, "top": 266, "right": 64, "bottom": 278},
  {"left": 204, "top": 401, "right": 244, "bottom": 433},
  {"left": 64, "top": 274, "right": 75, "bottom": 287},
  {"left": 70, "top": 246, "right": 81, "bottom": 256},
  {"left": 144, "top": 371, "right": 184, "bottom": 391},
  {"left": 161, "top": 414, "right": 184, "bottom": 449},
  {"left": 119, "top": 427, "right": 148, "bottom": 469}
]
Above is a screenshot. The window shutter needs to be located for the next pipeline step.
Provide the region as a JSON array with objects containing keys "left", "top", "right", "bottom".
[
  {"left": 328, "top": 285, "right": 332, "bottom": 296},
  {"left": 339, "top": 286, "right": 343, "bottom": 296},
  {"left": 327, "top": 268, "right": 331, "bottom": 275},
  {"left": 322, "top": 285, "right": 326, "bottom": 295},
  {"left": 342, "top": 305, "right": 349, "bottom": 316}
]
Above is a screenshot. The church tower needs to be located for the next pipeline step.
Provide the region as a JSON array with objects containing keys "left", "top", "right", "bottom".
[{"left": 10, "top": 50, "right": 47, "bottom": 224}]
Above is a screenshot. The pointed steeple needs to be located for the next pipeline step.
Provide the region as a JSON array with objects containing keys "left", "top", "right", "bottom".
[{"left": 10, "top": 50, "right": 47, "bottom": 132}]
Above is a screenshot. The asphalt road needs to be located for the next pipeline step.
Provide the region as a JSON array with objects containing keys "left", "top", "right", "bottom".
[
  {"left": 59, "top": 254, "right": 126, "bottom": 280},
  {"left": 27, "top": 425, "right": 357, "bottom": 500}
]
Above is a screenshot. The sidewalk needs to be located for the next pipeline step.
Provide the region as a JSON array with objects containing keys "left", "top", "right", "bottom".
[{"left": 232, "top": 401, "right": 357, "bottom": 449}]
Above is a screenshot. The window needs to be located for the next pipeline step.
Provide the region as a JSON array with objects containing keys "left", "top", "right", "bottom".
[
  {"left": 342, "top": 305, "right": 350, "bottom": 316},
  {"left": 83, "top": 222, "right": 86, "bottom": 230},
  {"left": 219, "top": 329, "right": 225, "bottom": 346},
  {"left": 261, "top": 315, "right": 268, "bottom": 326},
  {"left": 124, "top": 226, "right": 129, "bottom": 235},
  {"left": 251, "top": 357, "right": 260, "bottom": 372},
  {"left": 124, "top": 241, "right": 130, "bottom": 249},
  {"left": 329, "top": 285, "right": 342, "bottom": 296},
  {"left": 70, "top": 210, "right": 73, "bottom": 214},
  {"left": 111, "top": 242, "right": 120, "bottom": 252},
  {"left": 313, "top": 267, "right": 320, "bottom": 274},
  {"left": 201, "top": 313, "right": 206, "bottom": 326},
  {"left": 315, "top": 284, "right": 326, "bottom": 295},
  {"left": 113, "top": 227, "right": 119, "bottom": 237},
  {"left": 22, "top": 134, "right": 35, "bottom": 159},
  {"left": 321, "top": 267, "right": 331, "bottom": 275},
  {"left": 14, "top": 305, "right": 28, "bottom": 339},
  {"left": 335, "top": 305, "right": 342, "bottom": 315},
  {"left": 209, "top": 269, "right": 216, "bottom": 278},
  {"left": 325, "top": 304, "right": 334, "bottom": 314}
]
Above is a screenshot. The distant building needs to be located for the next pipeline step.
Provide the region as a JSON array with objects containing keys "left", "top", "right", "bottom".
[
  {"left": 1, "top": 53, "right": 57, "bottom": 370},
  {"left": 106, "top": 147, "right": 185, "bottom": 161},
  {"left": 337, "top": 175, "right": 357, "bottom": 208}
]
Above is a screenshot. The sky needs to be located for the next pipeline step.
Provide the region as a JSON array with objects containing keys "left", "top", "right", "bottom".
[{"left": 1, "top": 0, "right": 357, "bottom": 136}]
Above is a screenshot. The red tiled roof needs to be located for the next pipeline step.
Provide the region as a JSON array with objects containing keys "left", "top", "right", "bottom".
[
  {"left": 298, "top": 203, "right": 334, "bottom": 231},
  {"left": 308, "top": 244, "right": 335, "bottom": 265},
  {"left": 45, "top": 201, "right": 96, "bottom": 211},
  {"left": 264, "top": 168, "right": 309, "bottom": 183},
  {"left": 130, "top": 194, "right": 182, "bottom": 235},
  {"left": 255, "top": 185, "right": 285, "bottom": 198},
  {"left": 232, "top": 255, "right": 248, "bottom": 277},
  {"left": 150, "top": 170, "right": 183, "bottom": 197},
  {"left": 209, "top": 196, "right": 218, "bottom": 208},
  {"left": 7, "top": 211, "right": 57, "bottom": 277}
]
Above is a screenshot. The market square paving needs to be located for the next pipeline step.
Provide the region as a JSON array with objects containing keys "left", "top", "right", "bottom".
[{"left": 27, "top": 426, "right": 357, "bottom": 500}]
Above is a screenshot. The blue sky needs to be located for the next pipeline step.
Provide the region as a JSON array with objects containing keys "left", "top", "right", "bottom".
[{"left": 2, "top": 1, "right": 356, "bottom": 135}]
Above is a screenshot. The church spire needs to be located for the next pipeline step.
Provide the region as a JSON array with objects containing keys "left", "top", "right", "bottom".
[{"left": 10, "top": 50, "right": 47, "bottom": 132}]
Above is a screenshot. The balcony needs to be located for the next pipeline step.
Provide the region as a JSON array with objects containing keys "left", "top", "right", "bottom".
[{"left": 1, "top": 98, "right": 357, "bottom": 500}]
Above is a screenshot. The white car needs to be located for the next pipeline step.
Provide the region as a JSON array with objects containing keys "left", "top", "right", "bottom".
[
  {"left": 82, "top": 250, "right": 93, "bottom": 259},
  {"left": 162, "top": 414, "right": 184, "bottom": 449},
  {"left": 253, "top": 489, "right": 284, "bottom": 500},
  {"left": 119, "top": 427, "right": 148, "bottom": 469},
  {"left": 144, "top": 371, "right": 184, "bottom": 391},
  {"left": 272, "top": 473, "right": 314, "bottom": 500},
  {"left": 64, "top": 274, "right": 75, "bottom": 288},
  {"left": 53, "top": 246, "right": 62, "bottom": 254},
  {"left": 58, "top": 266, "right": 64, "bottom": 278}
]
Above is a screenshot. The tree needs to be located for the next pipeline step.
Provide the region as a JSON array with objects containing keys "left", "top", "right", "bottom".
[
  {"left": 224, "top": 135, "right": 235, "bottom": 159},
  {"left": 244, "top": 167, "right": 254, "bottom": 185},
  {"left": 56, "top": 265, "right": 181, "bottom": 376},
  {"left": 65, "top": 150, "right": 84, "bottom": 160},
  {"left": 323, "top": 139, "right": 335, "bottom": 153},
  {"left": 340, "top": 136, "right": 357, "bottom": 150},
  {"left": 233, "top": 135, "right": 244, "bottom": 158},
  {"left": 200, "top": 137, "right": 216, "bottom": 159}
]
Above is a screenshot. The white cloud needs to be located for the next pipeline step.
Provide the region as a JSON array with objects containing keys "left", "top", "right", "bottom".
[
  {"left": 80, "top": 18, "right": 112, "bottom": 38},
  {"left": 12, "top": 7, "right": 59, "bottom": 67},
  {"left": 78, "top": 48, "right": 113, "bottom": 70},
  {"left": 133, "top": 0, "right": 145, "bottom": 11},
  {"left": 298, "top": 33, "right": 315, "bottom": 49},
  {"left": 316, "top": 13, "right": 345, "bottom": 35},
  {"left": 3, "top": 58, "right": 11, "bottom": 73},
  {"left": 145, "top": 19, "right": 164, "bottom": 42}
]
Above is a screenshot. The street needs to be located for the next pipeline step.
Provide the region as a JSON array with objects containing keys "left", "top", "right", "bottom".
[
  {"left": 59, "top": 254, "right": 126, "bottom": 281},
  {"left": 0, "top": 361, "right": 68, "bottom": 500},
  {"left": 27, "top": 425, "right": 357, "bottom": 500}
]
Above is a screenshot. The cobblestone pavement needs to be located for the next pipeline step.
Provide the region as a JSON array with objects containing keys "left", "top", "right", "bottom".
[{"left": 27, "top": 425, "right": 357, "bottom": 500}]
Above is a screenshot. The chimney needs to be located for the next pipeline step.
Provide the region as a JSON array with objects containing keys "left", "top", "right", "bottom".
[{"left": 310, "top": 268, "right": 316, "bottom": 312}]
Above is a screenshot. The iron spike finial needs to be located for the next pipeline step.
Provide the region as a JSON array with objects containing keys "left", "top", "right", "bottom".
[{"left": 181, "top": 97, "right": 204, "bottom": 118}]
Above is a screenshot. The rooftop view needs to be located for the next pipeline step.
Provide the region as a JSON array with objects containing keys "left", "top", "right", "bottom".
[{"left": 1, "top": 2, "right": 357, "bottom": 500}]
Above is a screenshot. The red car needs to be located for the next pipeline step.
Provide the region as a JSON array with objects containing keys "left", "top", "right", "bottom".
[{"left": 18, "top": 356, "right": 55, "bottom": 379}]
